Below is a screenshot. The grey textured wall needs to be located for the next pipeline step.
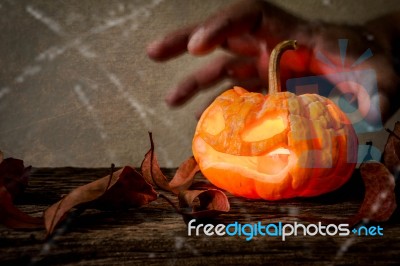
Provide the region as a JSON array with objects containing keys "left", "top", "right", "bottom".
[{"left": 1, "top": 0, "right": 400, "bottom": 167}]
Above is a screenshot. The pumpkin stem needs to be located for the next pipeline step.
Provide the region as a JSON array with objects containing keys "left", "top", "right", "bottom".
[{"left": 268, "top": 40, "right": 297, "bottom": 94}]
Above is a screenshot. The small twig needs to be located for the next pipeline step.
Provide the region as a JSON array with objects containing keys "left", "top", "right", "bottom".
[
  {"left": 148, "top": 132, "right": 167, "bottom": 190},
  {"left": 105, "top": 163, "right": 115, "bottom": 193},
  {"left": 46, "top": 196, "right": 65, "bottom": 238},
  {"left": 385, "top": 128, "right": 400, "bottom": 141},
  {"left": 148, "top": 132, "right": 158, "bottom": 187}
]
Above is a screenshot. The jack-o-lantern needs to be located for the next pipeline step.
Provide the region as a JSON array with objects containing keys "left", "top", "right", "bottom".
[{"left": 192, "top": 40, "right": 358, "bottom": 200}]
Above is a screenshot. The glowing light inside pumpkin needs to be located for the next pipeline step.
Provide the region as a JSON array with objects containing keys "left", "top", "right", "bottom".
[
  {"left": 268, "top": 148, "right": 291, "bottom": 155},
  {"left": 194, "top": 138, "right": 294, "bottom": 180},
  {"left": 242, "top": 116, "right": 286, "bottom": 142}
]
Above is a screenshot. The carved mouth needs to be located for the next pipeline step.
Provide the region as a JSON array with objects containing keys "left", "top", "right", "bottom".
[{"left": 193, "top": 137, "right": 297, "bottom": 182}]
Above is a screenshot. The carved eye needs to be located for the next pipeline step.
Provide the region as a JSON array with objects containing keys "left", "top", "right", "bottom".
[
  {"left": 242, "top": 116, "right": 287, "bottom": 142},
  {"left": 201, "top": 105, "right": 225, "bottom": 135}
]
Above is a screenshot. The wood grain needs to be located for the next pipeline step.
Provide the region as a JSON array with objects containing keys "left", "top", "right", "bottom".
[{"left": 1, "top": 168, "right": 399, "bottom": 265}]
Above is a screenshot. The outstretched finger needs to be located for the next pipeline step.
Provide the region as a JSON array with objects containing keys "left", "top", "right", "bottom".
[
  {"left": 165, "top": 56, "right": 259, "bottom": 106},
  {"left": 147, "top": 24, "right": 197, "bottom": 61},
  {"left": 187, "top": 0, "right": 264, "bottom": 55}
]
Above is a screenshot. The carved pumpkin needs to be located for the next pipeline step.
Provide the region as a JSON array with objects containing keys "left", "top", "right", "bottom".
[{"left": 192, "top": 40, "right": 358, "bottom": 200}]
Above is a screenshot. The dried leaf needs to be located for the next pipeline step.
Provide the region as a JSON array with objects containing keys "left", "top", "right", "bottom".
[
  {"left": 383, "top": 122, "right": 400, "bottom": 175},
  {"left": 179, "top": 189, "right": 230, "bottom": 218},
  {"left": 141, "top": 132, "right": 170, "bottom": 191},
  {"left": 44, "top": 166, "right": 157, "bottom": 235},
  {"left": 0, "top": 158, "right": 31, "bottom": 198},
  {"left": 169, "top": 156, "right": 199, "bottom": 194},
  {"left": 0, "top": 186, "right": 43, "bottom": 229},
  {"left": 141, "top": 132, "right": 199, "bottom": 194},
  {"left": 349, "top": 161, "right": 396, "bottom": 225},
  {"left": 0, "top": 157, "right": 41, "bottom": 229},
  {"left": 95, "top": 166, "right": 158, "bottom": 209}
]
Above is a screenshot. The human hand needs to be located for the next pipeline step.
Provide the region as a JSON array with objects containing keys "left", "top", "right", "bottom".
[{"left": 147, "top": 0, "right": 399, "bottom": 123}]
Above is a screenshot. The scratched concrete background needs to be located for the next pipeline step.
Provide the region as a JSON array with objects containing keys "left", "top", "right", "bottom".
[{"left": 0, "top": 0, "right": 399, "bottom": 167}]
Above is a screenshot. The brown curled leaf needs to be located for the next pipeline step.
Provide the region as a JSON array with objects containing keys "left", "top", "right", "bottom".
[
  {"left": 348, "top": 161, "right": 396, "bottom": 226},
  {"left": 141, "top": 132, "right": 170, "bottom": 191},
  {"left": 0, "top": 158, "right": 31, "bottom": 199},
  {"left": 44, "top": 166, "right": 157, "bottom": 235},
  {"left": 141, "top": 132, "right": 200, "bottom": 194},
  {"left": 178, "top": 189, "right": 230, "bottom": 218},
  {"left": 0, "top": 186, "right": 43, "bottom": 229},
  {"left": 0, "top": 157, "right": 40, "bottom": 229},
  {"left": 169, "top": 156, "right": 199, "bottom": 194},
  {"left": 94, "top": 167, "right": 158, "bottom": 209},
  {"left": 383, "top": 122, "right": 400, "bottom": 175}
]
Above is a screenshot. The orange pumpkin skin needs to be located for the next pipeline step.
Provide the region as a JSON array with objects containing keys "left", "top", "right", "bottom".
[{"left": 192, "top": 86, "right": 358, "bottom": 200}]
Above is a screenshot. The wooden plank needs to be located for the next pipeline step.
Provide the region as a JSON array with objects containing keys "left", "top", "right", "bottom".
[{"left": 1, "top": 168, "right": 399, "bottom": 265}]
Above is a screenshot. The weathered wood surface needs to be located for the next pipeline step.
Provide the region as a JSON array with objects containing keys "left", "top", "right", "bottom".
[{"left": 1, "top": 167, "right": 399, "bottom": 265}]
